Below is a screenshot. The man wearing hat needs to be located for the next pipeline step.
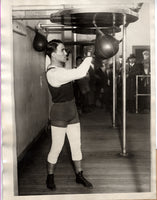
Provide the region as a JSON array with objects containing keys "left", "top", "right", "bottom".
[
  {"left": 142, "top": 50, "right": 150, "bottom": 74},
  {"left": 126, "top": 54, "right": 142, "bottom": 113},
  {"left": 139, "top": 50, "right": 150, "bottom": 112}
]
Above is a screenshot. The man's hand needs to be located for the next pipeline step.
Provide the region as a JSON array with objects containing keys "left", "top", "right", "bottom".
[
  {"left": 82, "top": 57, "right": 95, "bottom": 69},
  {"left": 83, "top": 56, "right": 93, "bottom": 63}
]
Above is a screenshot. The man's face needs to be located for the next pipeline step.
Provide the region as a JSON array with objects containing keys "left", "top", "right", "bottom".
[
  {"left": 102, "top": 59, "right": 108, "bottom": 65},
  {"left": 53, "top": 43, "right": 67, "bottom": 63},
  {"left": 143, "top": 53, "right": 150, "bottom": 60},
  {"left": 129, "top": 58, "right": 136, "bottom": 65},
  {"left": 119, "top": 58, "right": 122, "bottom": 64},
  {"left": 76, "top": 58, "right": 82, "bottom": 66}
]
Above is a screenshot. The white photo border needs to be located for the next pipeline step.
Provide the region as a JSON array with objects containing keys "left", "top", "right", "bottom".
[{"left": 1, "top": 0, "right": 156, "bottom": 199}]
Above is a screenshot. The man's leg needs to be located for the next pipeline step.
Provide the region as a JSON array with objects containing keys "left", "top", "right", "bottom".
[
  {"left": 66, "top": 123, "right": 93, "bottom": 188},
  {"left": 46, "top": 126, "right": 66, "bottom": 190}
]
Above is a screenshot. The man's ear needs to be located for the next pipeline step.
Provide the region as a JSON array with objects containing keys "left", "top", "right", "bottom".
[{"left": 51, "top": 52, "right": 56, "bottom": 58}]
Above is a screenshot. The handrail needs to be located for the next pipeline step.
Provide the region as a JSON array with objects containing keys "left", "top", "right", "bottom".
[{"left": 136, "top": 75, "right": 150, "bottom": 113}]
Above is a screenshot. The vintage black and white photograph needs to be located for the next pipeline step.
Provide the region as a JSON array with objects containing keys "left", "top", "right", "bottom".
[{"left": 1, "top": 0, "right": 156, "bottom": 200}]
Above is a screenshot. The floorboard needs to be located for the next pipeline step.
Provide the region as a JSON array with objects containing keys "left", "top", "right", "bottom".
[{"left": 18, "top": 108, "right": 150, "bottom": 195}]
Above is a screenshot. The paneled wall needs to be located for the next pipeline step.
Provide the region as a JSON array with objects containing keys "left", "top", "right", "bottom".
[{"left": 13, "top": 21, "right": 49, "bottom": 157}]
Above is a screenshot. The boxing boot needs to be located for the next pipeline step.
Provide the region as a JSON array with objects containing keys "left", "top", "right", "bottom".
[
  {"left": 46, "top": 174, "right": 56, "bottom": 190},
  {"left": 76, "top": 171, "right": 93, "bottom": 189},
  {"left": 46, "top": 162, "right": 56, "bottom": 190}
]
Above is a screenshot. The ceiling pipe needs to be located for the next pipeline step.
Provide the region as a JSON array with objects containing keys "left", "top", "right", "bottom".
[{"left": 12, "top": 15, "right": 51, "bottom": 20}]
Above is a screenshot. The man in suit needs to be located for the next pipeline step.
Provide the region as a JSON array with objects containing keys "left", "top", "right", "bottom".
[
  {"left": 139, "top": 50, "right": 150, "bottom": 112},
  {"left": 95, "top": 59, "right": 113, "bottom": 111},
  {"left": 126, "top": 54, "right": 142, "bottom": 113}
]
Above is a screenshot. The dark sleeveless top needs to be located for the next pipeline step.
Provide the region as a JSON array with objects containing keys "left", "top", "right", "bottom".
[{"left": 46, "top": 67, "right": 74, "bottom": 103}]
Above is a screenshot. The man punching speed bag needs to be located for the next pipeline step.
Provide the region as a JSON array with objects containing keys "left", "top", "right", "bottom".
[{"left": 33, "top": 30, "right": 47, "bottom": 52}]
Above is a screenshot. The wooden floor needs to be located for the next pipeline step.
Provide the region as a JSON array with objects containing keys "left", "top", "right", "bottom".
[{"left": 18, "top": 108, "right": 150, "bottom": 195}]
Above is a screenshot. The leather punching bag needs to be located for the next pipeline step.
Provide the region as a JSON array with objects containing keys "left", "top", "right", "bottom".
[
  {"left": 93, "top": 13, "right": 120, "bottom": 59},
  {"left": 94, "top": 31, "right": 119, "bottom": 59},
  {"left": 33, "top": 31, "right": 47, "bottom": 52}
]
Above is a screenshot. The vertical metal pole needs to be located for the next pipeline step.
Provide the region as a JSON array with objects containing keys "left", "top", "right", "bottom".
[
  {"left": 112, "top": 56, "right": 116, "bottom": 127},
  {"left": 73, "top": 33, "right": 77, "bottom": 68},
  {"left": 121, "top": 13, "right": 128, "bottom": 156},
  {"left": 112, "top": 13, "right": 116, "bottom": 128},
  {"left": 136, "top": 75, "right": 138, "bottom": 113}
]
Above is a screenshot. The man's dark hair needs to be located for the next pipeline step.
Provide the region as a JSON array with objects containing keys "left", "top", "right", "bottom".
[
  {"left": 46, "top": 39, "right": 63, "bottom": 59},
  {"left": 128, "top": 54, "right": 136, "bottom": 59}
]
